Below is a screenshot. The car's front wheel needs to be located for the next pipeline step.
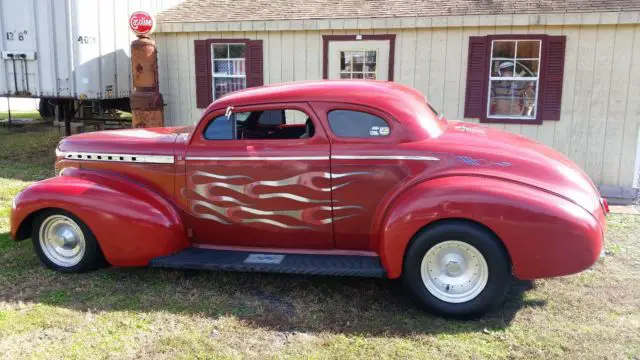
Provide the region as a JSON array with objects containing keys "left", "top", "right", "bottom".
[
  {"left": 32, "top": 209, "right": 105, "bottom": 273},
  {"left": 403, "top": 221, "right": 511, "bottom": 318}
]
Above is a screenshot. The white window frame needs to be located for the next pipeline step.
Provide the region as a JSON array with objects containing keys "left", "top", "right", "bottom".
[
  {"left": 339, "top": 49, "right": 378, "bottom": 80},
  {"left": 211, "top": 43, "right": 247, "bottom": 100},
  {"left": 486, "top": 39, "right": 542, "bottom": 120}
]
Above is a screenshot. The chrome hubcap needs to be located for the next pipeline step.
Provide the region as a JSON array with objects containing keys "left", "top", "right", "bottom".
[
  {"left": 39, "top": 215, "right": 86, "bottom": 267},
  {"left": 420, "top": 240, "right": 489, "bottom": 303}
]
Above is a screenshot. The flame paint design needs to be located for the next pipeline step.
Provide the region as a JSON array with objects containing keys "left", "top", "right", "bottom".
[{"left": 186, "top": 171, "right": 370, "bottom": 229}]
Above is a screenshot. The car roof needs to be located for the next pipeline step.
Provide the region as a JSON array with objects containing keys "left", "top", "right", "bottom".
[{"left": 204, "top": 80, "right": 445, "bottom": 139}]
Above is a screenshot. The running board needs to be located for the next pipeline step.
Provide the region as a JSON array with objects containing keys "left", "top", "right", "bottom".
[{"left": 149, "top": 247, "right": 386, "bottom": 278}]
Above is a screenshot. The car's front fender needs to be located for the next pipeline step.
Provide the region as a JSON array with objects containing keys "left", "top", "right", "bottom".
[
  {"left": 378, "top": 175, "right": 604, "bottom": 280},
  {"left": 11, "top": 168, "right": 189, "bottom": 266}
]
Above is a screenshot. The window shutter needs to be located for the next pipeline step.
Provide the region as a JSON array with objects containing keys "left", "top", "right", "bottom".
[
  {"left": 194, "top": 40, "right": 211, "bottom": 108},
  {"left": 540, "top": 36, "right": 566, "bottom": 121},
  {"left": 464, "top": 36, "right": 488, "bottom": 119},
  {"left": 247, "top": 40, "right": 263, "bottom": 88}
]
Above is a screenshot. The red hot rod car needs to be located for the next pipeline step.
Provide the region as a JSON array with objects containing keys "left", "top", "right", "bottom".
[{"left": 11, "top": 81, "right": 607, "bottom": 317}]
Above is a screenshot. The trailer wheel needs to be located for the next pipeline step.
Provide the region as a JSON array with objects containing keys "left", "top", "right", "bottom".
[{"left": 38, "top": 98, "right": 55, "bottom": 120}]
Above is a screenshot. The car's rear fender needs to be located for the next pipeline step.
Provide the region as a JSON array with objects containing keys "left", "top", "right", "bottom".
[
  {"left": 11, "top": 168, "right": 189, "bottom": 266},
  {"left": 378, "top": 175, "right": 603, "bottom": 280}
]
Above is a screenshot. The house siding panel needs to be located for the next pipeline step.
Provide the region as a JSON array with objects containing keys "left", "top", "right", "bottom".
[
  {"left": 621, "top": 24, "right": 640, "bottom": 188},
  {"left": 603, "top": 25, "right": 635, "bottom": 186},
  {"left": 155, "top": 23, "right": 640, "bottom": 189}
]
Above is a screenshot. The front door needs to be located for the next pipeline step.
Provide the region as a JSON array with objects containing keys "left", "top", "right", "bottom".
[
  {"left": 328, "top": 40, "right": 390, "bottom": 80},
  {"left": 183, "top": 103, "right": 334, "bottom": 249}
]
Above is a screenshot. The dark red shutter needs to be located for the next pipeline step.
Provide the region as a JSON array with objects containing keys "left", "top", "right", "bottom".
[
  {"left": 247, "top": 40, "right": 263, "bottom": 88},
  {"left": 540, "top": 36, "right": 566, "bottom": 121},
  {"left": 464, "top": 36, "right": 488, "bottom": 119},
  {"left": 194, "top": 40, "right": 211, "bottom": 108}
]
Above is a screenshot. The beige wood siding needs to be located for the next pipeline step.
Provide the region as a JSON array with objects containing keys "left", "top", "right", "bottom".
[{"left": 155, "top": 23, "right": 640, "bottom": 189}]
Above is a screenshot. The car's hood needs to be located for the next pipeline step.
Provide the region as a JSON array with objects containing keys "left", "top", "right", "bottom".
[
  {"left": 431, "top": 121, "right": 602, "bottom": 215},
  {"left": 57, "top": 126, "right": 192, "bottom": 155}
]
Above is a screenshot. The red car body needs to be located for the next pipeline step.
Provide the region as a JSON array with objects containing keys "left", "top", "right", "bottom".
[{"left": 11, "top": 81, "right": 606, "bottom": 281}]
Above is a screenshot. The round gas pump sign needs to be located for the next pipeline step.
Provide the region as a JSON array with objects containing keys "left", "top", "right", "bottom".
[{"left": 129, "top": 11, "right": 155, "bottom": 35}]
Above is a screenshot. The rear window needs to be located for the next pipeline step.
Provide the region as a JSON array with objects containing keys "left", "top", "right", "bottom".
[{"left": 327, "top": 110, "right": 390, "bottom": 138}]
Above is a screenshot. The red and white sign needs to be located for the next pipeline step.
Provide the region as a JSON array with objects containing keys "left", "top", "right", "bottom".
[{"left": 129, "top": 11, "right": 155, "bottom": 36}]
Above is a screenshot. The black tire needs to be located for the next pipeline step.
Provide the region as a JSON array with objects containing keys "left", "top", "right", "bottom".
[
  {"left": 32, "top": 209, "right": 105, "bottom": 273},
  {"left": 402, "top": 221, "right": 511, "bottom": 318},
  {"left": 38, "top": 98, "right": 55, "bottom": 121}
]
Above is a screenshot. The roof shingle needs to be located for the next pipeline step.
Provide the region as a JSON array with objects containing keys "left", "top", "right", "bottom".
[{"left": 157, "top": 0, "right": 640, "bottom": 23}]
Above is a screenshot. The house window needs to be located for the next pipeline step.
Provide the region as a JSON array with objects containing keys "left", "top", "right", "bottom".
[
  {"left": 463, "top": 35, "right": 566, "bottom": 124},
  {"left": 340, "top": 50, "right": 377, "bottom": 79},
  {"left": 212, "top": 43, "right": 247, "bottom": 100},
  {"left": 487, "top": 40, "right": 541, "bottom": 120},
  {"left": 194, "top": 39, "right": 263, "bottom": 108},
  {"left": 323, "top": 35, "right": 395, "bottom": 81}
]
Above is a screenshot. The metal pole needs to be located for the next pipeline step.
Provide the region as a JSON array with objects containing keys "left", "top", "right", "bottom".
[
  {"left": 9, "top": 55, "right": 19, "bottom": 95},
  {"left": 65, "top": 102, "right": 71, "bottom": 136},
  {"left": 7, "top": 97, "right": 11, "bottom": 128},
  {"left": 54, "top": 103, "right": 60, "bottom": 136}
]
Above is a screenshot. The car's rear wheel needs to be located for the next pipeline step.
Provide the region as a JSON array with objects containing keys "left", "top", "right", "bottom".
[
  {"left": 403, "top": 221, "right": 511, "bottom": 318},
  {"left": 32, "top": 209, "right": 104, "bottom": 273}
]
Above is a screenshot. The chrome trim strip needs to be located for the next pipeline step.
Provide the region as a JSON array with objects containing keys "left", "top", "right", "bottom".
[
  {"left": 59, "top": 151, "right": 174, "bottom": 164},
  {"left": 185, "top": 155, "right": 439, "bottom": 162},
  {"left": 332, "top": 155, "right": 440, "bottom": 161},
  {"left": 186, "top": 156, "right": 330, "bottom": 161}
]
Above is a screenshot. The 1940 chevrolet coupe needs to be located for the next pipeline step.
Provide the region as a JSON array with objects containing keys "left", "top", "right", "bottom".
[{"left": 10, "top": 81, "right": 607, "bottom": 317}]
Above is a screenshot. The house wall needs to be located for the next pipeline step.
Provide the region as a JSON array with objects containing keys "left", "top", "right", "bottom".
[{"left": 154, "top": 22, "right": 640, "bottom": 189}]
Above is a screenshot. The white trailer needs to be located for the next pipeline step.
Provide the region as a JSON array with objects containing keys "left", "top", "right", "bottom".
[{"left": 0, "top": 0, "right": 183, "bottom": 120}]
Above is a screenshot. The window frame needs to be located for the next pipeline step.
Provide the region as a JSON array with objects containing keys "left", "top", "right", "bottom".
[
  {"left": 486, "top": 39, "right": 542, "bottom": 121},
  {"left": 211, "top": 42, "right": 248, "bottom": 100},
  {"left": 479, "top": 34, "right": 549, "bottom": 125},
  {"left": 339, "top": 49, "right": 378, "bottom": 80},
  {"left": 200, "top": 103, "right": 318, "bottom": 143}
]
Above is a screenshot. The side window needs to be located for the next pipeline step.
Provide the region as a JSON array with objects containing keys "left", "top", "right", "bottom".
[
  {"left": 203, "top": 115, "right": 233, "bottom": 140},
  {"left": 204, "top": 109, "right": 313, "bottom": 140},
  {"left": 327, "top": 110, "right": 390, "bottom": 138}
]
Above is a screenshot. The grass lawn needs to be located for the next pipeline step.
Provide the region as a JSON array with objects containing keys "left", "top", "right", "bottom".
[
  {"left": 0, "top": 110, "right": 42, "bottom": 121},
  {"left": 0, "top": 127, "right": 639, "bottom": 359}
]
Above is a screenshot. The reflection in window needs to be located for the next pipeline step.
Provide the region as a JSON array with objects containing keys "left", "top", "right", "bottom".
[
  {"left": 340, "top": 50, "right": 377, "bottom": 79},
  {"left": 211, "top": 43, "right": 246, "bottom": 100},
  {"left": 488, "top": 40, "right": 541, "bottom": 119}
]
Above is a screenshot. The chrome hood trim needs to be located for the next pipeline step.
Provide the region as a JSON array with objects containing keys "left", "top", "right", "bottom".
[{"left": 57, "top": 150, "right": 174, "bottom": 164}]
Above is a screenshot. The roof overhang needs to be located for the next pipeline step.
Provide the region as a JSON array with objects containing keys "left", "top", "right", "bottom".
[{"left": 156, "top": 11, "right": 639, "bottom": 33}]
